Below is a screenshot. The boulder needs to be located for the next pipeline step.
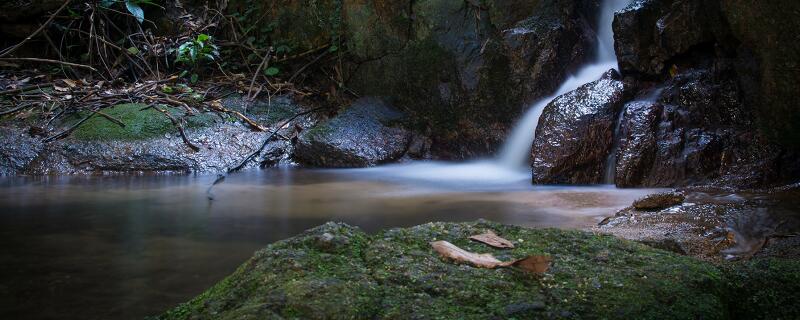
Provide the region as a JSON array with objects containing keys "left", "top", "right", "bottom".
[
  {"left": 613, "top": 69, "right": 795, "bottom": 188},
  {"left": 0, "top": 97, "right": 309, "bottom": 175},
  {"left": 532, "top": 70, "right": 627, "bottom": 184},
  {"left": 159, "top": 220, "right": 736, "bottom": 319},
  {"left": 632, "top": 191, "right": 685, "bottom": 210},
  {"left": 294, "top": 98, "right": 411, "bottom": 168}
]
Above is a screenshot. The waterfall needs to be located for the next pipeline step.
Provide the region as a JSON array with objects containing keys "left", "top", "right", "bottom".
[{"left": 497, "top": 0, "right": 632, "bottom": 169}]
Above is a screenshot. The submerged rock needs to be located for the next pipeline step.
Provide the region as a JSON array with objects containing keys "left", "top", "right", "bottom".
[
  {"left": 294, "top": 98, "right": 411, "bottom": 168},
  {"left": 532, "top": 70, "right": 627, "bottom": 184},
  {"left": 159, "top": 220, "right": 800, "bottom": 319}
]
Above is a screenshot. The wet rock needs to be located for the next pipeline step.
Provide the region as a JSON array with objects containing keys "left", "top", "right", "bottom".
[
  {"left": 294, "top": 98, "right": 411, "bottom": 168},
  {"left": 0, "top": 126, "right": 43, "bottom": 175},
  {"left": 610, "top": 0, "right": 800, "bottom": 187},
  {"left": 161, "top": 220, "right": 734, "bottom": 319},
  {"left": 532, "top": 70, "right": 627, "bottom": 184},
  {"left": 613, "top": 69, "right": 796, "bottom": 188},
  {"left": 632, "top": 191, "right": 685, "bottom": 211},
  {"left": 0, "top": 97, "right": 310, "bottom": 175}
]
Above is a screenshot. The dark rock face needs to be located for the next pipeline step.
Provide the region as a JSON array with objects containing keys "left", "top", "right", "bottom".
[
  {"left": 294, "top": 98, "right": 411, "bottom": 168},
  {"left": 609, "top": 0, "right": 800, "bottom": 187},
  {"left": 632, "top": 191, "right": 685, "bottom": 210},
  {"left": 223, "top": 0, "right": 603, "bottom": 158},
  {"left": 532, "top": 70, "right": 626, "bottom": 184},
  {"left": 613, "top": 69, "right": 794, "bottom": 188},
  {"left": 613, "top": 0, "right": 727, "bottom": 76}
]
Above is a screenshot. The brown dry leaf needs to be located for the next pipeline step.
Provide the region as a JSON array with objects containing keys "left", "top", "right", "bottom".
[
  {"left": 431, "top": 241, "right": 551, "bottom": 274},
  {"left": 507, "top": 255, "right": 552, "bottom": 274},
  {"left": 469, "top": 230, "right": 514, "bottom": 249},
  {"left": 61, "top": 79, "right": 77, "bottom": 88},
  {"left": 431, "top": 241, "right": 504, "bottom": 268}
]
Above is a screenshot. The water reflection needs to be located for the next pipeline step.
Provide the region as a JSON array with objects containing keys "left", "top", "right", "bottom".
[{"left": 0, "top": 168, "right": 660, "bottom": 319}]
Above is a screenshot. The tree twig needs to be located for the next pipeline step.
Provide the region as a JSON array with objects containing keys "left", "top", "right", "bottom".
[{"left": 0, "top": 58, "right": 98, "bottom": 72}]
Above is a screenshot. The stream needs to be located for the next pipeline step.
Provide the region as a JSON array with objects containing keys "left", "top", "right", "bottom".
[{"left": 0, "top": 165, "right": 663, "bottom": 319}]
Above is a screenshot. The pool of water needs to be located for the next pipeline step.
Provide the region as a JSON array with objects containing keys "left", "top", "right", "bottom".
[{"left": 0, "top": 163, "right": 662, "bottom": 319}]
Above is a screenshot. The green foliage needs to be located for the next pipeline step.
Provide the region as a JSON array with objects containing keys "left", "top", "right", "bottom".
[
  {"left": 263, "top": 67, "right": 280, "bottom": 76},
  {"left": 100, "top": 0, "right": 157, "bottom": 23},
  {"left": 175, "top": 34, "right": 220, "bottom": 66}
]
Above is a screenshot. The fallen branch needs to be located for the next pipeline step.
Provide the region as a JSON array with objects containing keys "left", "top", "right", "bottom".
[
  {"left": 0, "top": 58, "right": 98, "bottom": 72},
  {"left": 207, "top": 106, "right": 326, "bottom": 200},
  {"left": 43, "top": 112, "right": 94, "bottom": 142},
  {"left": 148, "top": 104, "right": 200, "bottom": 152}
]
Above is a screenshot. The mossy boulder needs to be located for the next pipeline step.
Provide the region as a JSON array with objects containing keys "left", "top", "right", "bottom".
[
  {"left": 157, "top": 220, "right": 792, "bottom": 319},
  {"left": 71, "top": 103, "right": 214, "bottom": 141}
]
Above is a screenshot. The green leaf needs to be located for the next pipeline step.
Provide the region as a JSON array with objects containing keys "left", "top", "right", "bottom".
[
  {"left": 100, "top": 0, "right": 116, "bottom": 8},
  {"left": 197, "top": 34, "right": 210, "bottom": 42},
  {"left": 161, "top": 85, "right": 174, "bottom": 94},
  {"left": 264, "top": 67, "right": 280, "bottom": 76},
  {"left": 190, "top": 73, "right": 199, "bottom": 84},
  {"left": 125, "top": 1, "right": 145, "bottom": 23},
  {"left": 127, "top": 46, "right": 140, "bottom": 55},
  {"left": 328, "top": 45, "right": 338, "bottom": 53}
]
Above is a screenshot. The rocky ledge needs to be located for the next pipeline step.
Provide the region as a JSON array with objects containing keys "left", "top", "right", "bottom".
[{"left": 158, "top": 221, "right": 798, "bottom": 319}]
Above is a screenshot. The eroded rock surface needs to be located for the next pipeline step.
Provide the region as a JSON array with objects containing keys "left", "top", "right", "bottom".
[
  {"left": 532, "top": 70, "right": 627, "bottom": 184},
  {"left": 294, "top": 98, "right": 411, "bottom": 168}
]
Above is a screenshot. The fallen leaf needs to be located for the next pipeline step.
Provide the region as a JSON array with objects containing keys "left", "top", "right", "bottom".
[
  {"left": 509, "top": 255, "right": 552, "bottom": 274},
  {"left": 61, "top": 79, "right": 77, "bottom": 88},
  {"left": 431, "top": 241, "right": 504, "bottom": 268},
  {"left": 54, "top": 85, "right": 69, "bottom": 92},
  {"left": 469, "top": 230, "right": 514, "bottom": 249},
  {"left": 431, "top": 241, "right": 551, "bottom": 274}
]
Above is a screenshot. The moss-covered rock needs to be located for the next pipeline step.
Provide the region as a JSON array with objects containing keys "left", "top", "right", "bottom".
[
  {"left": 71, "top": 103, "right": 214, "bottom": 141},
  {"left": 158, "top": 220, "right": 787, "bottom": 319}
]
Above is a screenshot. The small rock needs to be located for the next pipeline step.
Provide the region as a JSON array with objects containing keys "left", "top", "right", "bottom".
[{"left": 633, "top": 191, "right": 685, "bottom": 210}]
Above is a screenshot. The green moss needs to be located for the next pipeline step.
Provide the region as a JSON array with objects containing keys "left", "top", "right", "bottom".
[
  {"left": 159, "top": 221, "right": 770, "bottom": 320},
  {"left": 303, "top": 122, "right": 333, "bottom": 142},
  {"left": 723, "top": 258, "right": 800, "bottom": 319},
  {"left": 70, "top": 103, "right": 214, "bottom": 141}
]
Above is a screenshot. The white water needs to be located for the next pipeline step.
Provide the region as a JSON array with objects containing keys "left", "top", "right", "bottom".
[{"left": 347, "top": 0, "right": 631, "bottom": 186}]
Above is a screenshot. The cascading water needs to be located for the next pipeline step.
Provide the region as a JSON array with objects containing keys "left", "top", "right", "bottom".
[
  {"left": 498, "top": 0, "right": 632, "bottom": 169},
  {"left": 351, "top": 0, "right": 632, "bottom": 186}
]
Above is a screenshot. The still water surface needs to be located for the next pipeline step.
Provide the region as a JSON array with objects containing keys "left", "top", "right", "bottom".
[{"left": 0, "top": 165, "right": 661, "bottom": 319}]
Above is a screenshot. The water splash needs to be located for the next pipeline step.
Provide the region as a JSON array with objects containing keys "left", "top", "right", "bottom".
[{"left": 497, "top": 0, "right": 632, "bottom": 170}]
